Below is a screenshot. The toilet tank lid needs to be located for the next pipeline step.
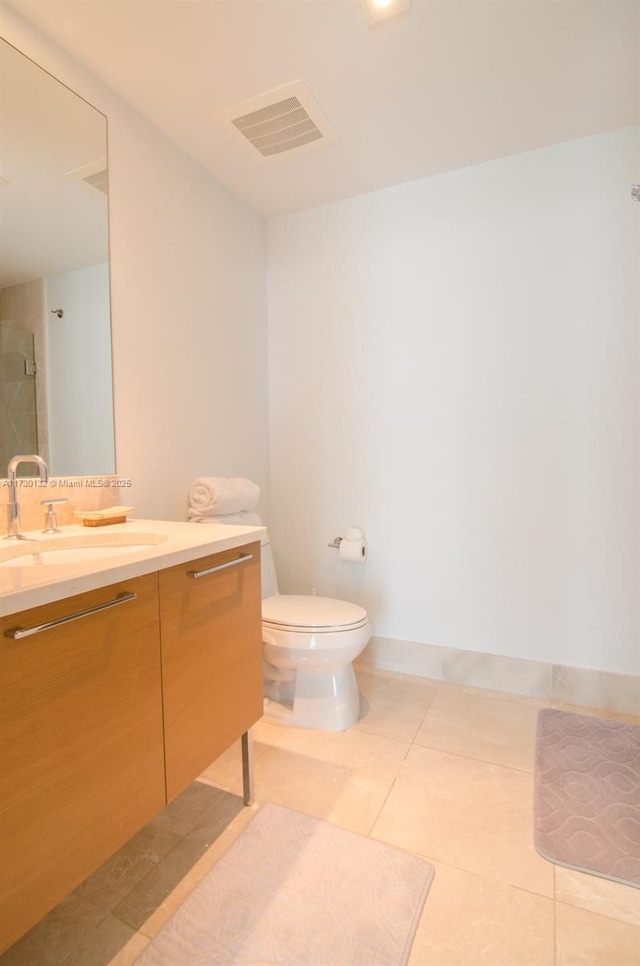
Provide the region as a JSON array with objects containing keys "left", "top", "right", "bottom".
[{"left": 262, "top": 595, "right": 368, "bottom": 629}]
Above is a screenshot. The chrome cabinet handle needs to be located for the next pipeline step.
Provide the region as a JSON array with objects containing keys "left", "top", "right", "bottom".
[
  {"left": 4, "top": 592, "right": 137, "bottom": 640},
  {"left": 187, "top": 553, "right": 253, "bottom": 579}
]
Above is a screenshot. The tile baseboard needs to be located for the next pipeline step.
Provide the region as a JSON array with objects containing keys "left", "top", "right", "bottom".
[{"left": 356, "top": 637, "right": 639, "bottom": 716}]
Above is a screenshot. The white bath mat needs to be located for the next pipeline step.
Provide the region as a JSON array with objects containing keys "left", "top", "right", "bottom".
[{"left": 133, "top": 802, "right": 435, "bottom": 965}]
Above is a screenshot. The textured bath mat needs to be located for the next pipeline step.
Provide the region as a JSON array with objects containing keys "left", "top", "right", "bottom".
[
  {"left": 133, "top": 802, "right": 434, "bottom": 965},
  {"left": 534, "top": 708, "right": 640, "bottom": 888}
]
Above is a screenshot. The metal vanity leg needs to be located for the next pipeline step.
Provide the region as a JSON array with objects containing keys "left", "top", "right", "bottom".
[{"left": 241, "top": 730, "right": 254, "bottom": 806}]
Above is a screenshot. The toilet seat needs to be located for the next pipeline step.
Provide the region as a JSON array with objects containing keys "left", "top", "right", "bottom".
[
  {"left": 262, "top": 594, "right": 368, "bottom": 633},
  {"left": 263, "top": 623, "right": 370, "bottom": 662}
]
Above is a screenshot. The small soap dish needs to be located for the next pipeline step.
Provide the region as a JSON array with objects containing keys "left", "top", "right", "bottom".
[{"left": 74, "top": 506, "right": 135, "bottom": 527}]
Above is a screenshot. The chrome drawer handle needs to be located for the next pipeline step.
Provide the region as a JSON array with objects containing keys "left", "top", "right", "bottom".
[
  {"left": 188, "top": 553, "right": 253, "bottom": 579},
  {"left": 4, "top": 592, "right": 137, "bottom": 640}
]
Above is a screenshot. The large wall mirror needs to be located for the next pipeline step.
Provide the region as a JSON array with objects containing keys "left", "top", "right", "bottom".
[{"left": 0, "top": 37, "right": 115, "bottom": 477}]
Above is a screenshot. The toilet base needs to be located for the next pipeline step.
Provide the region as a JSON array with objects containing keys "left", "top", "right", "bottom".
[
  {"left": 263, "top": 675, "right": 294, "bottom": 708},
  {"left": 290, "top": 665, "right": 361, "bottom": 731},
  {"left": 263, "top": 696, "right": 294, "bottom": 723}
]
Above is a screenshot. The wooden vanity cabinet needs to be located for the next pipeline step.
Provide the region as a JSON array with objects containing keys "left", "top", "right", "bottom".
[
  {"left": 0, "top": 573, "right": 165, "bottom": 953},
  {"left": 160, "top": 541, "right": 263, "bottom": 801},
  {"left": 0, "top": 538, "right": 263, "bottom": 954}
]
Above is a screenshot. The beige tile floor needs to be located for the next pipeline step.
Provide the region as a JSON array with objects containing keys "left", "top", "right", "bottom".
[
  {"left": 196, "top": 669, "right": 640, "bottom": 966},
  {"left": 4, "top": 666, "right": 640, "bottom": 965}
]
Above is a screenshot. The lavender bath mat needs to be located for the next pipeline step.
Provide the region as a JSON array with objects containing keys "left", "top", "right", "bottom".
[
  {"left": 133, "top": 803, "right": 434, "bottom": 965},
  {"left": 534, "top": 708, "right": 640, "bottom": 888}
]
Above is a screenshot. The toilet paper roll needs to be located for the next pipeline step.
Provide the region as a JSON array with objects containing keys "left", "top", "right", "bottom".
[{"left": 339, "top": 536, "right": 367, "bottom": 563}]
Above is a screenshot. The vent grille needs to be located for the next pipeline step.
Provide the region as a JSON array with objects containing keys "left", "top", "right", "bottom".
[
  {"left": 66, "top": 159, "right": 109, "bottom": 195},
  {"left": 222, "top": 81, "right": 338, "bottom": 162},
  {"left": 82, "top": 169, "right": 108, "bottom": 194},
  {"left": 232, "top": 95, "right": 323, "bottom": 158}
]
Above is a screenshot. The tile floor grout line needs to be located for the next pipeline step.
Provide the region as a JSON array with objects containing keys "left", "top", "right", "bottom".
[
  {"left": 405, "top": 737, "right": 539, "bottom": 775},
  {"left": 349, "top": 720, "right": 427, "bottom": 746},
  {"left": 384, "top": 843, "right": 558, "bottom": 904},
  {"left": 58, "top": 916, "right": 109, "bottom": 966},
  {"left": 554, "top": 895, "right": 640, "bottom": 929},
  {"left": 364, "top": 731, "right": 415, "bottom": 838},
  {"left": 51, "top": 903, "right": 112, "bottom": 966},
  {"left": 407, "top": 690, "right": 439, "bottom": 744}
]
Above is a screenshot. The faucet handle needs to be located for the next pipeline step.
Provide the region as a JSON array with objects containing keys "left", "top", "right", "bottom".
[{"left": 41, "top": 497, "right": 68, "bottom": 534}]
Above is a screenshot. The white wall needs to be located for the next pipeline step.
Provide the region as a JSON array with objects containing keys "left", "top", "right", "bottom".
[
  {"left": 3, "top": 4, "right": 637, "bottom": 676},
  {"left": 1, "top": 4, "right": 269, "bottom": 520},
  {"left": 268, "top": 127, "right": 640, "bottom": 676},
  {"left": 46, "top": 263, "right": 114, "bottom": 476}
]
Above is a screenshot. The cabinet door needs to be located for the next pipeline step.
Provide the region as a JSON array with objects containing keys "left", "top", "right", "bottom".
[
  {"left": 0, "top": 573, "right": 165, "bottom": 954},
  {"left": 160, "top": 541, "right": 262, "bottom": 802}
]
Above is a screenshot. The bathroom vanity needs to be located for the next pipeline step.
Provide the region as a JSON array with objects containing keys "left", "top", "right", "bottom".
[{"left": 0, "top": 520, "right": 263, "bottom": 953}]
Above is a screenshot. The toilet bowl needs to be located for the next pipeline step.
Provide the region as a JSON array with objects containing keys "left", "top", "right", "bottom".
[{"left": 260, "top": 536, "right": 370, "bottom": 731}]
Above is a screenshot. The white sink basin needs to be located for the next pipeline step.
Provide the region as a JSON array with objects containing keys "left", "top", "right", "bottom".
[{"left": 0, "top": 532, "right": 168, "bottom": 568}]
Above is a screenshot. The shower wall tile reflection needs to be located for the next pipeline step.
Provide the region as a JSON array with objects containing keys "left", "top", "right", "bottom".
[
  {"left": 0, "top": 279, "right": 49, "bottom": 467},
  {"left": 0, "top": 323, "right": 38, "bottom": 467}
]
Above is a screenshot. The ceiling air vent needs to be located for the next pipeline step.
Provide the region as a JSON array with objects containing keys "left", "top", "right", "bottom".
[
  {"left": 221, "top": 80, "right": 338, "bottom": 162},
  {"left": 80, "top": 168, "right": 108, "bottom": 194},
  {"left": 65, "top": 158, "right": 108, "bottom": 195}
]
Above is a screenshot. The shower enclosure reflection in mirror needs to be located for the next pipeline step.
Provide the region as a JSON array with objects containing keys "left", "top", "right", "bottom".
[{"left": 0, "top": 37, "right": 115, "bottom": 477}]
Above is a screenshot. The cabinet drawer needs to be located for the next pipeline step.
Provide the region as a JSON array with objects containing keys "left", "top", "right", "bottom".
[
  {"left": 160, "top": 541, "right": 262, "bottom": 801},
  {"left": 0, "top": 573, "right": 165, "bottom": 953}
]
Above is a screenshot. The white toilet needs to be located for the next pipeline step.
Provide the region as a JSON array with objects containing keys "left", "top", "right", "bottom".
[{"left": 260, "top": 533, "right": 370, "bottom": 731}]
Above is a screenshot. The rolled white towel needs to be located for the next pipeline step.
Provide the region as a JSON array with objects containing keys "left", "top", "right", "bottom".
[
  {"left": 188, "top": 477, "right": 260, "bottom": 516},
  {"left": 189, "top": 510, "right": 262, "bottom": 526}
]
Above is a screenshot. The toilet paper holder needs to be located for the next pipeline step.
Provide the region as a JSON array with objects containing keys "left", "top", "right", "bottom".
[
  {"left": 328, "top": 527, "right": 365, "bottom": 550},
  {"left": 328, "top": 528, "right": 367, "bottom": 563}
]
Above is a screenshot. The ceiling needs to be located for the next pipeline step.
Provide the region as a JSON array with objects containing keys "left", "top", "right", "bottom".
[{"left": 6, "top": 0, "right": 640, "bottom": 218}]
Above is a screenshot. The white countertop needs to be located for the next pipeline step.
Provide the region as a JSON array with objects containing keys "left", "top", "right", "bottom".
[{"left": 0, "top": 519, "right": 265, "bottom": 617}]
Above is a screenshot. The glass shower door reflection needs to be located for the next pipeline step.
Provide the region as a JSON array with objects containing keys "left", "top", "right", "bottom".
[{"left": 0, "top": 324, "right": 39, "bottom": 474}]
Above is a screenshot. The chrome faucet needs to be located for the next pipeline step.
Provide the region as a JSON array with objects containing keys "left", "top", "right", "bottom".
[{"left": 5, "top": 454, "right": 49, "bottom": 539}]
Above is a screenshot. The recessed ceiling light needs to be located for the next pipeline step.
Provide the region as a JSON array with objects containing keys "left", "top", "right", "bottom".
[{"left": 362, "top": 0, "right": 411, "bottom": 26}]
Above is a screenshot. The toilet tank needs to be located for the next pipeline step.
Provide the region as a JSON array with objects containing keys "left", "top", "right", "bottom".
[{"left": 260, "top": 535, "right": 279, "bottom": 600}]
